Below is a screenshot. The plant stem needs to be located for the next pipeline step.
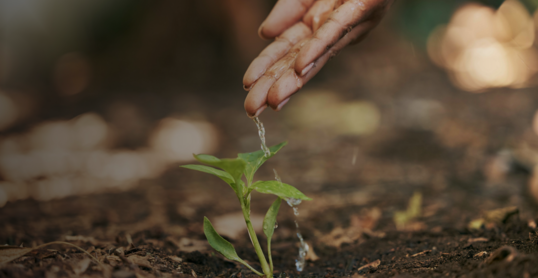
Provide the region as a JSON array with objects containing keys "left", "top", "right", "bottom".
[
  {"left": 242, "top": 198, "right": 271, "bottom": 277},
  {"left": 239, "top": 259, "right": 264, "bottom": 276},
  {"left": 267, "top": 238, "right": 273, "bottom": 273}
]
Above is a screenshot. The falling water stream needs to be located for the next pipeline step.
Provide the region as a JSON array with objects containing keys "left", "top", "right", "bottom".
[
  {"left": 253, "top": 116, "right": 307, "bottom": 272},
  {"left": 274, "top": 169, "right": 308, "bottom": 271},
  {"left": 253, "top": 116, "right": 271, "bottom": 157}
]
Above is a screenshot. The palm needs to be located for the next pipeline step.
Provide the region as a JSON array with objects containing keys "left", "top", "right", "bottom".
[{"left": 243, "top": 0, "right": 394, "bottom": 117}]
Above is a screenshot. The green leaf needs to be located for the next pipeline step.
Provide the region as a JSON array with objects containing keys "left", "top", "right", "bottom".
[
  {"left": 263, "top": 198, "right": 281, "bottom": 239},
  {"left": 238, "top": 142, "right": 287, "bottom": 185},
  {"left": 203, "top": 217, "right": 264, "bottom": 276},
  {"left": 251, "top": 181, "right": 312, "bottom": 201},
  {"left": 194, "top": 154, "right": 246, "bottom": 182},
  {"left": 203, "top": 217, "right": 244, "bottom": 262},
  {"left": 181, "top": 165, "right": 234, "bottom": 185}
]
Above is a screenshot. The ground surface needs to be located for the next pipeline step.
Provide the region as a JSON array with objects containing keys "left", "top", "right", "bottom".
[
  {"left": 2, "top": 118, "right": 538, "bottom": 278},
  {"left": 2, "top": 14, "right": 538, "bottom": 277}
]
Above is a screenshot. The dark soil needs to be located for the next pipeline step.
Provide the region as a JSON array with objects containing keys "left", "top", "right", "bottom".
[
  {"left": 2, "top": 6, "right": 538, "bottom": 277},
  {"left": 2, "top": 138, "right": 538, "bottom": 278}
]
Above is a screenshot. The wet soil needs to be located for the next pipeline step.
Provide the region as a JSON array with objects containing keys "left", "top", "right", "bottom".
[{"left": 2, "top": 143, "right": 538, "bottom": 278}]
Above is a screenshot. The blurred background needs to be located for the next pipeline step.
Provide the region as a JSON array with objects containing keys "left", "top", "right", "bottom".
[{"left": 0, "top": 0, "right": 538, "bottom": 219}]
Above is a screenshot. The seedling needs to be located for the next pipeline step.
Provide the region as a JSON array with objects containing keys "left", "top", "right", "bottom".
[{"left": 182, "top": 142, "right": 311, "bottom": 277}]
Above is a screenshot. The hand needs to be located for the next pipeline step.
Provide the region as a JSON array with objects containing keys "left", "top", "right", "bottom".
[{"left": 243, "top": 0, "right": 394, "bottom": 117}]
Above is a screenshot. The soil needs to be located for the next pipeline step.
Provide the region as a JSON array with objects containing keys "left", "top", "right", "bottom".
[
  {"left": 2, "top": 127, "right": 538, "bottom": 278},
  {"left": 2, "top": 7, "right": 538, "bottom": 277}
]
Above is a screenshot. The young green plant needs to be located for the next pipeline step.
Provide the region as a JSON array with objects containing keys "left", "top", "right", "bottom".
[{"left": 182, "top": 142, "right": 311, "bottom": 277}]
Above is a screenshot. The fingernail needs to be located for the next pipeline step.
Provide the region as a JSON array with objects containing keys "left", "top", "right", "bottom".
[
  {"left": 243, "top": 83, "right": 253, "bottom": 91},
  {"left": 276, "top": 98, "right": 290, "bottom": 111},
  {"left": 258, "top": 23, "right": 268, "bottom": 40},
  {"left": 248, "top": 105, "right": 267, "bottom": 118},
  {"left": 300, "top": 63, "right": 314, "bottom": 77}
]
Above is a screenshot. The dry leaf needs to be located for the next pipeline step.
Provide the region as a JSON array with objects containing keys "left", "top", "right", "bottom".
[
  {"left": 319, "top": 226, "right": 361, "bottom": 248},
  {"left": 357, "top": 259, "right": 380, "bottom": 272},
  {"left": 105, "top": 255, "right": 122, "bottom": 267},
  {"left": 468, "top": 237, "right": 488, "bottom": 243},
  {"left": 71, "top": 258, "right": 91, "bottom": 275},
  {"left": 167, "top": 255, "right": 183, "bottom": 263},
  {"left": 474, "top": 251, "right": 488, "bottom": 258},
  {"left": 167, "top": 237, "right": 208, "bottom": 252},
  {"left": 411, "top": 250, "right": 431, "bottom": 257},
  {"left": 350, "top": 208, "right": 381, "bottom": 231},
  {"left": 127, "top": 255, "right": 152, "bottom": 269},
  {"left": 305, "top": 241, "right": 319, "bottom": 261},
  {"left": 0, "top": 246, "right": 33, "bottom": 266},
  {"left": 483, "top": 246, "right": 519, "bottom": 265}
]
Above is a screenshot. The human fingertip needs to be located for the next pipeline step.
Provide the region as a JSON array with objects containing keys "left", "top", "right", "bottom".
[
  {"left": 300, "top": 62, "right": 315, "bottom": 77},
  {"left": 258, "top": 23, "right": 269, "bottom": 40},
  {"left": 276, "top": 98, "right": 290, "bottom": 111},
  {"left": 243, "top": 83, "right": 253, "bottom": 91},
  {"left": 247, "top": 105, "right": 267, "bottom": 118}
]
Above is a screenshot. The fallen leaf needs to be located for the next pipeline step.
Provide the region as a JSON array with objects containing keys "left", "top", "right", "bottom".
[
  {"left": 105, "top": 255, "right": 122, "bottom": 267},
  {"left": 305, "top": 241, "right": 319, "bottom": 261},
  {"left": 167, "top": 237, "right": 208, "bottom": 253},
  {"left": 411, "top": 250, "right": 431, "bottom": 257},
  {"left": 357, "top": 259, "right": 380, "bottom": 272},
  {"left": 71, "top": 258, "right": 91, "bottom": 275},
  {"left": 474, "top": 251, "right": 488, "bottom": 258},
  {"left": 318, "top": 226, "right": 362, "bottom": 248},
  {"left": 0, "top": 246, "right": 33, "bottom": 266},
  {"left": 127, "top": 255, "right": 152, "bottom": 269},
  {"left": 483, "top": 246, "right": 519, "bottom": 265},
  {"left": 468, "top": 237, "right": 488, "bottom": 243},
  {"left": 167, "top": 255, "right": 183, "bottom": 263},
  {"left": 350, "top": 208, "right": 381, "bottom": 231}
]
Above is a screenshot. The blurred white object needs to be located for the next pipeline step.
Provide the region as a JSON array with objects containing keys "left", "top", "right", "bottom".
[{"left": 149, "top": 118, "right": 218, "bottom": 163}]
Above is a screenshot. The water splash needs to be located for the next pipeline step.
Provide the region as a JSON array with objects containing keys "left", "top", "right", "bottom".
[
  {"left": 286, "top": 198, "right": 302, "bottom": 216},
  {"left": 252, "top": 117, "right": 270, "bottom": 157},
  {"left": 295, "top": 232, "right": 309, "bottom": 272}
]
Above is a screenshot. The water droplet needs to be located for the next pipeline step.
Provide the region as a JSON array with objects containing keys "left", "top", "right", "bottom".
[
  {"left": 357, "top": 1, "right": 366, "bottom": 10},
  {"left": 286, "top": 197, "right": 302, "bottom": 207}
]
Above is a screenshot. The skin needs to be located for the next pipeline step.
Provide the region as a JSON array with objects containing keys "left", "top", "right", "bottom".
[{"left": 243, "top": 0, "right": 395, "bottom": 117}]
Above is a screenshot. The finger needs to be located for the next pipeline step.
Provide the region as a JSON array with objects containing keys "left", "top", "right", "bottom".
[
  {"left": 259, "top": 0, "right": 315, "bottom": 39},
  {"left": 294, "top": 0, "right": 383, "bottom": 74},
  {"left": 267, "top": 22, "right": 371, "bottom": 110},
  {"left": 303, "top": 0, "right": 340, "bottom": 32},
  {"left": 243, "top": 22, "right": 312, "bottom": 89},
  {"left": 244, "top": 39, "right": 309, "bottom": 117}
]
